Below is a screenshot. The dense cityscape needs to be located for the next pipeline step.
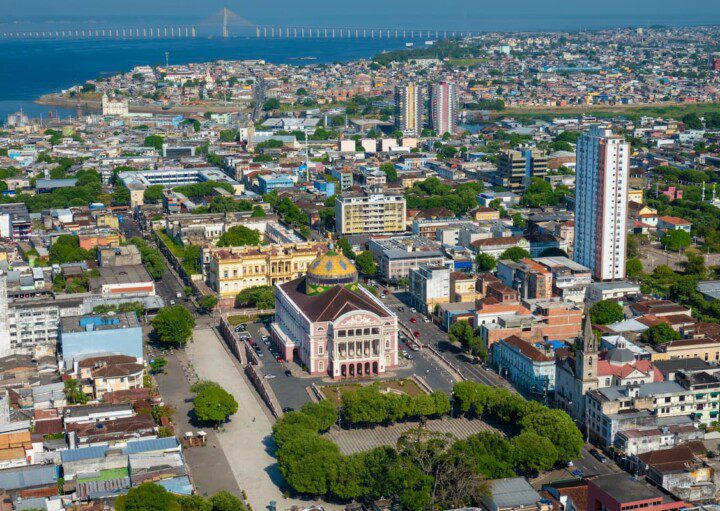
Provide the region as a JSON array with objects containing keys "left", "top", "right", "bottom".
[{"left": 3, "top": 18, "right": 720, "bottom": 511}]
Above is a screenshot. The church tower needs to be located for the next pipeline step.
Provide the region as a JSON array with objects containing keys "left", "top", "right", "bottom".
[{"left": 576, "top": 311, "right": 598, "bottom": 384}]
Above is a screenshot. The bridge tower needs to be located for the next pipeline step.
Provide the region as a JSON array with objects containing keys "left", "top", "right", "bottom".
[{"left": 222, "top": 7, "right": 229, "bottom": 38}]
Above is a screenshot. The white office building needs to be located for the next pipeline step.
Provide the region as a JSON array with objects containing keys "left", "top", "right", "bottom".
[{"left": 573, "top": 126, "right": 629, "bottom": 281}]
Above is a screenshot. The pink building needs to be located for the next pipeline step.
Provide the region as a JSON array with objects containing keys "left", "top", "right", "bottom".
[{"left": 270, "top": 251, "right": 399, "bottom": 378}]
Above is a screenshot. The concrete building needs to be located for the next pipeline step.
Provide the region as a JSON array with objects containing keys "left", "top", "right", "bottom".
[
  {"left": 334, "top": 189, "right": 406, "bottom": 236},
  {"left": 117, "top": 167, "right": 241, "bottom": 194},
  {"left": 0, "top": 204, "right": 31, "bottom": 241},
  {"left": 92, "top": 266, "right": 155, "bottom": 296},
  {"left": 429, "top": 81, "right": 458, "bottom": 135},
  {"left": 270, "top": 251, "right": 398, "bottom": 378},
  {"left": 586, "top": 473, "right": 684, "bottom": 511},
  {"left": 101, "top": 93, "right": 129, "bottom": 116},
  {"left": 59, "top": 313, "right": 143, "bottom": 370},
  {"left": 395, "top": 83, "right": 424, "bottom": 137},
  {"left": 0, "top": 273, "right": 10, "bottom": 357},
  {"left": 408, "top": 264, "right": 450, "bottom": 314},
  {"left": 369, "top": 236, "right": 446, "bottom": 285},
  {"left": 257, "top": 173, "right": 295, "bottom": 194},
  {"left": 574, "top": 126, "right": 629, "bottom": 281},
  {"left": 492, "top": 335, "right": 556, "bottom": 397},
  {"left": 204, "top": 242, "right": 327, "bottom": 298},
  {"left": 98, "top": 245, "right": 142, "bottom": 267},
  {"left": 555, "top": 313, "right": 599, "bottom": 426},
  {"left": 497, "top": 148, "right": 548, "bottom": 190},
  {"left": 497, "top": 258, "right": 553, "bottom": 300}
]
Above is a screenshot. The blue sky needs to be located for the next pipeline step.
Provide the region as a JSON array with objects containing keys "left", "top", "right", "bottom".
[{"left": 4, "top": 0, "right": 720, "bottom": 29}]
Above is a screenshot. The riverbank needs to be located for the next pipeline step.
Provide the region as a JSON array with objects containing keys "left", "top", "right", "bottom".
[{"left": 36, "top": 93, "right": 251, "bottom": 115}]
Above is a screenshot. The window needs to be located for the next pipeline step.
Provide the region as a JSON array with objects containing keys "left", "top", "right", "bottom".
[{"left": 318, "top": 344, "right": 324, "bottom": 355}]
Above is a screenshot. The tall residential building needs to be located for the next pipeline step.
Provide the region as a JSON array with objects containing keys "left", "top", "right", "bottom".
[
  {"left": 334, "top": 189, "right": 406, "bottom": 236},
  {"left": 0, "top": 273, "right": 10, "bottom": 357},
  {"left": 429, "top": 82, "right": 458, "bottom": 135},
  {"left": 497, "top": 148, "right": 548, "bottom": 190},
  {"left": 395, "top": 83, "right": 423, "bottom": 137},
  {"left": 573, "top": 126, "right": 629, "bottom": 281}
]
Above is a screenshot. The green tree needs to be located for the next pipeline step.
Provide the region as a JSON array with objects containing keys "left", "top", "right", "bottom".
[
  {"left": 538, "top": 247, "right": 568, "bottom": 258},
  {"left": 337, "top": 238, "right": 355, "bottom": 259},
  {"left": 178, "top": 495, "right": 211, "bottom": 511},
  {"left": 355, "top": 251, "right": 377, "bottom": 275},
  {"left": 519, "top": 409, "right": 583, "bottom": 463},
  {"left": 143, "top": 135, "right": 164, "bottom": 151},
  {"left": 116, "top": 483, "right": 176, "bottom": 511},
  {"left": 277, "top": 433, "right": 341, "bottom": 495},
  {"left": 149, "top": 357, "right": 167, "bottom": 374},
  {"left": 251, "top": 206, "right": 266, "bottom": 217},
  {"left": 641, "top": 322, "right": 681, "bottom": 346},
  {"left": 627, "top": 258, "right": 644, "bottom": 279},
  {"left": 662, "top": 229, "right": 692, "bottom": 252},
  {"left": 152, "top": 305, "right": 196, "bottom": 346},
  {"left": 299, "top": 400, "right": 338, "bottom": 431},
  {"left": 235, "top": 285, "right": 274, "bottom": 309},
  {"left": 112, "top": 185, "right": 131, "bottom": 206},
  {"left": 589, "top": 300, "right": 624, "bottom": 325},
  {"left": 209, "top": 491, "right": 245, "bottom": 511},
  {"left": 682, "top": 112, "right": 703, "bottom": 130},
  {"left": 64, "top": 378, "right": 88, "bottom": 404},
  {"left": 511, "top": 432, "right": 558, "bottom": 474},
  {"left": 219, "top": 129, "right": 238, "bottom": 142},
  {"left": 193, "top": 382, "right": 238, "bottom": 427},
  {"left": 49, "top": 235, "right": 93, "bottom": 264},
  {"left": 476, "top": 253, "right": 497, "bottom": 272},
  {"left": 683, "top": 252, "right": 706, "bottom": 277},
  {"left": 143, "top": 184, "right": 165, "bottom": 204},
  {"left": 197, "top": 295, "right": 219, "bottom": 312},
  {"left": 380, "top": 162, "right": 398, "bottom": 182},
  {"left": 499, "top": 247, "right": 531, "bottom": 262},
  {"left": 263, "top": 98, "right": 280, "bottom": 111},
  {"left": 217, "top": 226, "right": 261, "bottom": 247}
]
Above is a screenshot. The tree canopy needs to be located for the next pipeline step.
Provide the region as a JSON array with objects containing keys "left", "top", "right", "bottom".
[
  {"left": 152, "top": 305, "right": 196, "bottom": 346},
  {"left": 193, "top": 381, "right": 238, "bottom": 427},
  {"left": 499, "top": 247, "right": 531, "bottom": 262},
  {"left": 589, "top": 300, "right": 624, "bottom": 325},
  {"left": 235, "top": 285, "right": 274, "bottom": 310},
  {"left": 217, "top": 225, "right": 261, "bottom": 247},
  {"left": 355, "top": 251, "right": 377, "bottom": 275}
]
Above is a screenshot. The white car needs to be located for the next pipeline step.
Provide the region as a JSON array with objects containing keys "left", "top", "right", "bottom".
[
  {"left": 423, "top": 317, "right": 430, "bottom": 323},
  {"left": 410, "top": 308, "right": 417, "bottom": 313}
]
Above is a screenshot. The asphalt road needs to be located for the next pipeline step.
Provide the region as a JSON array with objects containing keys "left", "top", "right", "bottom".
[{"left": 380, "top": 289, "right": 514, "bottom": 391}]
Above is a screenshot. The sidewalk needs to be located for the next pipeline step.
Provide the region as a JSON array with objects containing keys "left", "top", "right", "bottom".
[{"left": 186, "top": 326, "right": 343, "bottom": 511}]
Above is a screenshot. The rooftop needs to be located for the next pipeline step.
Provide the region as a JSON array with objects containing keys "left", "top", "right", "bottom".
[
  {"left": 589, "top": 473, "right": 678, "bottom": 504},
  {"left": 60, "top": 313, "right": 140, "bottom": 334}
]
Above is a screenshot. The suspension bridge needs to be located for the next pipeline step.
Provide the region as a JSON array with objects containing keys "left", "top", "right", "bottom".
[{"left": 0, "top": 8, "right": 476, "bottom": 41}]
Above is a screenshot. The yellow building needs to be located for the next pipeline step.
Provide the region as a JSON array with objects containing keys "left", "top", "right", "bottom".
[
  {"left": 470, "top": 207, "right": 501, "bottom": 222},
  {"left": 650, "top": 337, "right": 720, "bottom": 362},
  {"left": 95, "top": 212, "right": 120, "bottom": 229},
  {"left": 335, "top": 190, "right": 406, "bottom": 236},
  {"left": 628, "top": 188, "right": 644, "bottom": 204},
  {"left": 450, "top": 272, "right": 481, "bottom": 302},
  {"left": 207, "top": 242, "right": 328, "bottom": 298}
]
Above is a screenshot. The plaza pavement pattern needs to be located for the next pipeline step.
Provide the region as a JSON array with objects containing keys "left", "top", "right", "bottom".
[{"left": 325, "top": 416, "right": 496, "bottom": 455}]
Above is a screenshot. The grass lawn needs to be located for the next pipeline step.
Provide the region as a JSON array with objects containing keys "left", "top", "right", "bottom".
[
  {"left": 496, "top": 101, "right": 720, "bottom": 121},
  {"left": 320, "top": 378, "right": 425, "bottom": 407},
  {"left": 77, "top": 467, "right": 129, "bottom": 483},
  {"left": 226, "top": 314, "right": 260, "bottom": 326}
]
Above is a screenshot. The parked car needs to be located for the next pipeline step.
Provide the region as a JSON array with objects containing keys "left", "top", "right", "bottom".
[
  {"left": 282, "top": 407, "right": 294, "bottom": 413},
  {"left": 410, "top": 317, "right": 417, "bottom": 323},
  {"left": 397, "top": 306, "right": 404, "bottom": 312},
  {"left": 423, "top": 317, "right": 430, "bottom": 323},
  {"left": 589, "top": 449, "right": 607, "bottom": 463},
  {"left": 410, "top": 308, "right": 417, "bottom": 313},
  {"left": 414, "top": 331, "right": 421, "bottom": 338},
  {"left": 404, "top": 353, "right": 413, "bottom": 360}
]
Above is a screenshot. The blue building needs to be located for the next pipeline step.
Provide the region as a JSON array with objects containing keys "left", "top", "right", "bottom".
[
  {"left": 257, "top": 173, "right": 295, "bottom": 194},
  {"left": 60, "top": 313, "right": 142, "bottom": 370},
  {"left": 492, "top": 335, "right": 555, "bottom": 398},
  {"left": 313, "top": 179, "right": 336, "bottom": 197}
]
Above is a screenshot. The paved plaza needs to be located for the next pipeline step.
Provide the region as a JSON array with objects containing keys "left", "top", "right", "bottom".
[
  {"left": 186, "top": 326, "right": 343, "bottom": 511},
  {"left": 325, "top": 416, "right": 496, "bottom": 455}
]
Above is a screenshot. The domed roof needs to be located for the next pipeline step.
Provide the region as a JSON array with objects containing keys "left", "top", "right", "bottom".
[
  {"left": 306, "top": 250, "right": 358, "bottom": 292},
  {"left": 606, "top": 347, "right": 635, "bottom": 366}
]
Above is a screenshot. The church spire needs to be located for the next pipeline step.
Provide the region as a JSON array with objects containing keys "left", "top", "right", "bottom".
[{"left": 582, "top": 309, "right": 597, "bottom": 353}]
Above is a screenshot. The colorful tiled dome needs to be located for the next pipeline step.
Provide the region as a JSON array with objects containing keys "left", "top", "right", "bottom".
[{"left": 306, "top": 250, "right": 358, "bottom": 292}]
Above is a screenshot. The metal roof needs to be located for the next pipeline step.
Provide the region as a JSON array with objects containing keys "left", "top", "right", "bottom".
[
  {"left": 123, "top": 437, "right": 179, "bottom": 455},
  {"left": 487, "top": 477, "right": 540, "bottom": 509},
  {"left": 60, "top": 445, "right": 108, "bottom": 463},
  {"left": 0, "top": 464, "right": 57, "bottom": 490}
]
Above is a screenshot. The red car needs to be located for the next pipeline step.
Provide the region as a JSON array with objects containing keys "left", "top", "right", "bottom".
[
  {"left": 410, "top": 317, "right": 417, "bottom": 323},
  {"left": 414, "top": 331, "right": 421, "bottom": 338}
]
